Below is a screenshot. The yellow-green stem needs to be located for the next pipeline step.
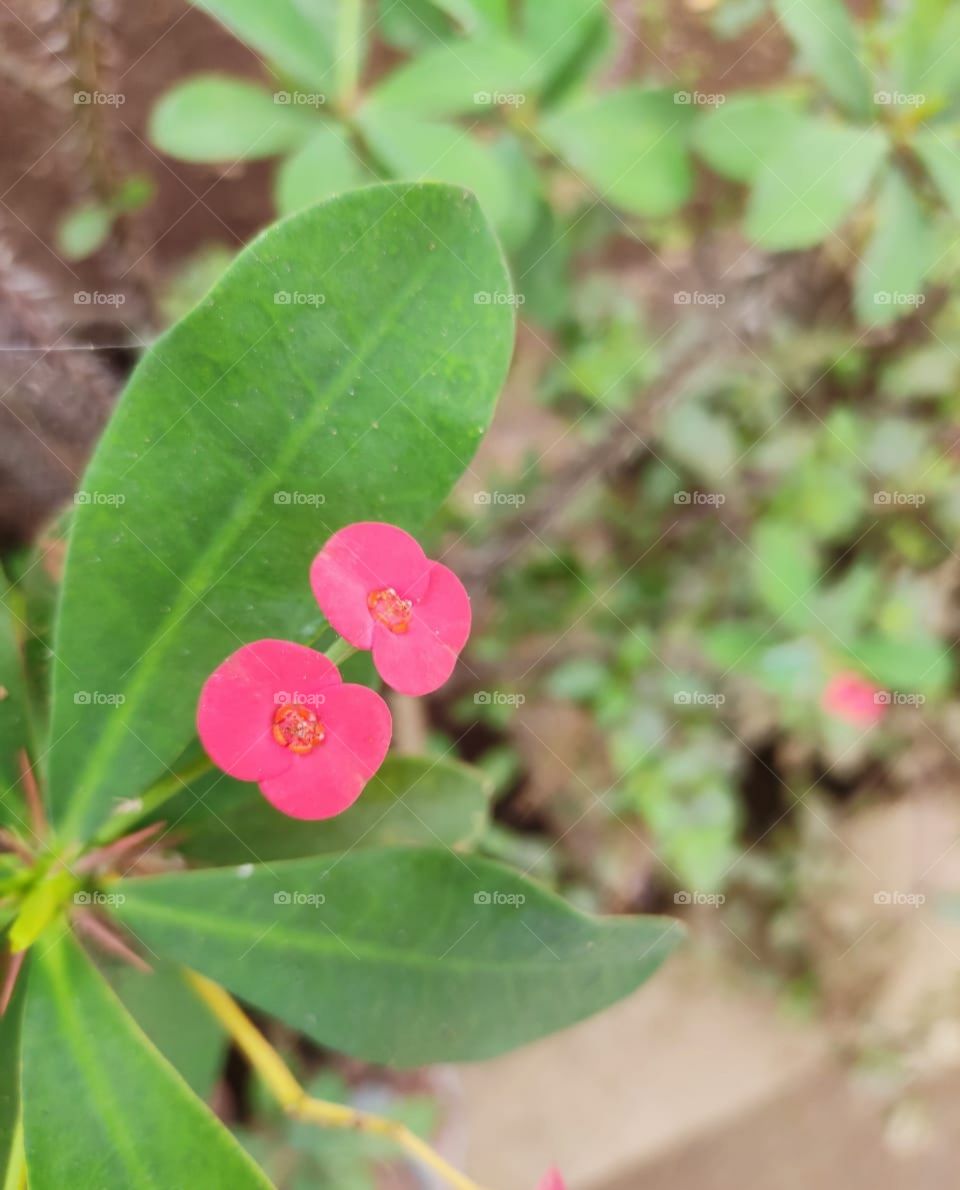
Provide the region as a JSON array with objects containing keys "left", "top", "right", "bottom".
[{"left": 185, "top": 971, "right": 486, "bottom": 1190}]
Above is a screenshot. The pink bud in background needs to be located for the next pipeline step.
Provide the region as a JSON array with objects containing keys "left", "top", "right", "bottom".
[
  {"left": 821, "top": 671, "right": 886, "bottom": 727},
  {"left": 535, "top": 1167, "right": 567, "bottom": 1190}
]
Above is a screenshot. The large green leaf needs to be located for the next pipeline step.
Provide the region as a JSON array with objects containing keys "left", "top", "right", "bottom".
[
  {"left": 0, "top": 966, "right": 26, "bottom": 1180},
  {"left": 773, "top": 0, "right": 872, "bottom": 119},
  {"left": 21, "top": 931, "right": 268, "bottom": 1189},
  {"left": 150, "top": 76, "right": 317, "bottom": 162},
  {"left": 521, "top": 0, "right": 610, "bottom": 105},
  {"left": 106, "top": 959, "right": 226, "bottom": 1098},
  {"left": 48, "top": 183, "right": 514, "bottom": 843},
  {"left": 364, "top": 37, "right": 543, "bottom": 116},
  {"left": 692, "top": 91, "right": 805, "bottom": 183},
  {"left": 191, "top": 0, "right": 336, "bottom": 91},
  {"left": 0, "top": 588, "right": 29, "bottom": 829},
  {"left": 538, "top": 88, "right": 692, "bottom": 217},
  {"left": 115, "top": 848, "right": 682, "bottom": 1065},
  {"left": 745, "top": 119, "right": 886, "bottom": 249},
  {"left": 152, "top": 755, "right": 490, "bottom": 865},
  {"left": 854, "top": 168, "right": 934, "bottom": 326},
  {"left": 892, "top": 0, "right": 960, "bottom": 104},
  {"left": 358, "top": 111, "right": 517, "bottom": 234}
]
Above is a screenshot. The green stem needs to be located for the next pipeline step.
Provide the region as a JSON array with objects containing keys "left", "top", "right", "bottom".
[
  {"left": 324, "top": 636, "right": 357, "bottom": 666},
  {"left": 335, "top": 0, "right": 363, "bottom": 112},
  {"left": 93, "top": 752, "right": 214, "bottom": 846}
]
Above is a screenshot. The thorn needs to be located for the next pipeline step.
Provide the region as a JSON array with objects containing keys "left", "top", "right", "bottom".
[
  {"left": 75, "top": 820, "right": 167, "bottom": 874},
  {"left": 0, "top": 830, "right": 33, "bottom": 864},
  {"left": 17, "top": 750, "right": 46, "bottom": 838},
  {"left": 0, "top": 949, "right": 25, "bottom": 1014},
  {"left": 73, "top": 911, "right": 151, "bottom": 973}
]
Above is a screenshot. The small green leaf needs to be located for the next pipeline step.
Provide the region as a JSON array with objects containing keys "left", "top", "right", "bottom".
[
  {"left": 854, "top": 168, "right": 934, "bottom": 326},
  {"left": 891, "top": 0, "right": 960, "bottom": 104},
  {"left": 915, "top": 127, "right": 960, "bottom": 218},
  {"left": 56, "top": 203, "right": 112, "bottom": 261},
  {"left": 364, "top": 37, "right": 542, "bottom": 116},
  {"left": 359, "top": 111, "right": 517, "bottom": 232},
  {"left": 21, "top": 931, "right": 269, "bottom": 1189},
  {"left": 0, "top": 588, "right": 28, "bottom": 824},
  {"left": 773, "top": 0, "right": 872, "bottom": 119},
  {"left": 150, "top": 75, "right": 317, "bottom": 162},
  {"left": 191, "top": 0, "right": 336, "bottom": 91},
  {"left": 745, "top": 119, "right": 886, "bottom": 250},
  {"left": 154, "top": 755, "right": 490, "bottom": 865},
  {"left": 751, "top": 520, "right": 820, "bottom": 630},
  {"left": 48, "top": 184, "right": 513, "bottom": 842},
  {"left": 522, "top": 0, "right": 611, "bottom": 104},
  {"left": 273, "top": 126, "right": 368, "bottom": 215},
  {"left": 539, "top": 87, "right": 693, "bottom": 217},
  {"left": 693, "top": 91, "right": 805, "bottom": 183},
  {"left": 116, "top": 848, "right": 682, "bottom": 1065}
]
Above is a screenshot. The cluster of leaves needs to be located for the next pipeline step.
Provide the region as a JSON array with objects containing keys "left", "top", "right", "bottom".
[
  {"left": 0, "top": 185, "right": 680, "bottom": 1185},
  {"left": 697, "top": 0, "right": 960, "bottom": 323}
]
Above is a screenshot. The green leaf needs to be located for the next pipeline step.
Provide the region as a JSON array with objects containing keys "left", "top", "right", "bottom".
[
  {"left": 364, "top": 37, "right": 542, "bottom": 117},
  {"left": 106, "top": 960, "right": 226, "bottom": 1098},
  {"left": 521, "top": 0, "right": 611, "bottom": 105},
  {"left": 745, "top": 119, "right": 886, "bottom": 249},
  {"left": 359, "top": 111, "right": 517, "bottom": 233},
  {"left": 915, "top": 127, "right": 960, "bottom": 218},
  {"left": 273, "top": 126, "right": 368, "bottom": 215},
  {"left": 191, "top": 0, "right": 336, "bottom": 91},
  {"left": 154, "top": 755, "right": 490, "bottom": 865},
  {"left": 21, "top": 931, "right": 269, "bottom": 1188},
  {"left": 692, "top": 91, "right": 805, "bottom": 183},
  {"left": 538, "top": 87, "right": 692, "bottom": 217},
  {"left": 56, "top": 202, "right": 112, "bottom": 261},
  {"left": 751, "top": 520, "right": 820, "bottom": 630},
  {"left": 0, "top": 966, "right": 26, "bottom": 1180},
  {"left": 854, "top": 168, "right": 934, "bottom": 326},
  {"left": 48, "top": 183, "right": 514, "bottom": 843},
  {"left": 891, "top": 0, "right": 960, "bottom": 104},
  {"left": 773, "top": 0, "right": 872, "bottom": 119},
  {"left": 115, "top": 848, "right": 682, "bottom": 1065},
  {"left": 150, "top": 76, "right": 317, "bottom": 162},
  {"left": 0, "top": 589, "right": 29, "bottom": 828}
]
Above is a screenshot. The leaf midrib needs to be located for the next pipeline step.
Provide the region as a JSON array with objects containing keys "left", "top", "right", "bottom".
[
  {"left": 118, "top": 893, "right": 677, "bottom": 977},
  {"left": 56, "top": 238, "right": 448, "bottom": 840}
]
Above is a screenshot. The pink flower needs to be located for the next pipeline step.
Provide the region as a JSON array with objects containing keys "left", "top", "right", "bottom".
[
  {"left": 197, "top": 639, "right": 391, "bottom": 820},
  {"left": 821, "top": 671, "right": 886, "bottom": 727},
  {"left": 535, "top": 1169, "right": 567, "bottom": 1190},
  {"left": 310, "top": 522, "right": 471, "bottom": 697}
]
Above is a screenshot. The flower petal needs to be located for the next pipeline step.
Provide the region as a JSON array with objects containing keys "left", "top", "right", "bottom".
[
  {"left": 197, "top": 639, "right": 341, "bottom": 781},
  {"left": 310, "top": 522, "right": 431, "bottom": 648},
  {"left": 372, "top": 562, "right": 471, "bottom": 695},
  {"left": 258, "top": 683, "right": 392, "bottom": 819}
]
